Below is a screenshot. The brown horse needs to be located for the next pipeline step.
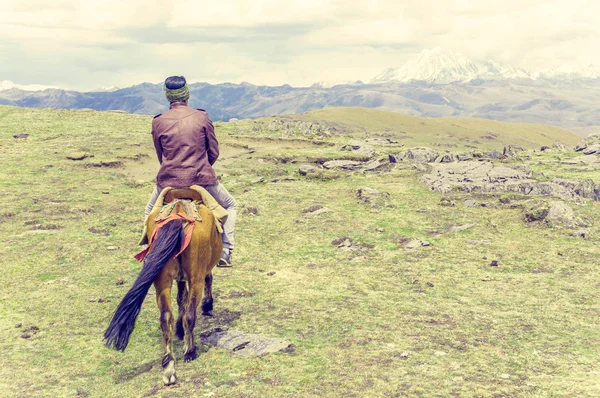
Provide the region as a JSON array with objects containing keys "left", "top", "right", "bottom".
[{"left": 104, "top": 189, "right": 223, "bottom": 385}]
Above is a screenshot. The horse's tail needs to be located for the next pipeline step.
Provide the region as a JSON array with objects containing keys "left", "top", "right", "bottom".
[{"left": 104, "top": 219, "right": 185, "bottom": 351}]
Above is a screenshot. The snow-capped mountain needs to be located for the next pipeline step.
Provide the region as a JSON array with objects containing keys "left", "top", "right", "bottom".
[
  {"left": 371, "top": 48, "right": 481, "bottom": 84},
  {"left": 372, "top": 48, "right": 598, "bottom": 84},
  {"left": 88, "top": 85, "right": 120, "bottom": 92},
  {"left": 0, "top": 80, "right": 59, "bottom": 91},
  {"left": 538, "top": 64, "right": 600, "bottom": 80}
]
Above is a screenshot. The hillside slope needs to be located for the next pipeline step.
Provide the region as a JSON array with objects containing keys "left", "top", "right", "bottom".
[{"left": 274, "top": 107, "right": 581, "bottom": 149}]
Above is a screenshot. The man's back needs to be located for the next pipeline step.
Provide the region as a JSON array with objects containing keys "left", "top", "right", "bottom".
[{"left": 152, "top": 103, "right": 219, "bottom": 188}]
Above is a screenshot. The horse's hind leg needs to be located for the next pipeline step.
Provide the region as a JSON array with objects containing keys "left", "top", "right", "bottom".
[
  {"left": 175, "top": 281, "right": 188, "bottom": 341},
  {"left": 183, "top": 277, "right": 205, "bottom": 362},
  {"left": 201, "top": 272, "right": 213, "bottom": 316},
  {"left": 154, "top": 260, "right": 178, "bottom": 385}
]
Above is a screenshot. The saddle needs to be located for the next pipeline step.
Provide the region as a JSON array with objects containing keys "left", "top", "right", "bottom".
[{"left": 138, "top": 186, "right": 227, "bottom": 246}]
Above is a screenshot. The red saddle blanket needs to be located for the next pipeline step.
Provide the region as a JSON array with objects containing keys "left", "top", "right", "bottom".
[{"left": 134, "top": 200, "right": 203, "bottom": 262}]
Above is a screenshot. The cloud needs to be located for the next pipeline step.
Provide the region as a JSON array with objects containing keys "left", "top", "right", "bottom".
[{"left": 0, "top": 0, "right": 599, "bottom": 89}]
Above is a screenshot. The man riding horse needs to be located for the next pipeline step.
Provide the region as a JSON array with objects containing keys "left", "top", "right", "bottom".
[
  {"left": 144, "top": 75, "right": 236, "bottom": 266},
  {"left": 105, "top": 76, "right": 236, "bottom": 385}
]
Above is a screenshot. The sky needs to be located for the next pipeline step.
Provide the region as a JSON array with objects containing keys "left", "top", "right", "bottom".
[{"left": 1, "top": 0, "right": 599, "bottom": 91}]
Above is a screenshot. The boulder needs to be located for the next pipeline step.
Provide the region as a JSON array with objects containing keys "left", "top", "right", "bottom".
[
  {"left": 523, "top": 200, "right": 551, "bottom": 222},
  {"left": 363, "top": 159, "right": 386, "bottom": 171},
  {"left": 503, "top": 145, "right": 526, "bottom": 157},
  {"left": 357, "top": 187, "right": 391, "bottom": 207},
  {"left": 323, "top": 160, "right": 362, "bottom": 170},
  {"left": 404, "top": 147, "right": 439, "bottom": 163},
  {"left": 545, "top": 201, "right": 578, "bottom": 228},
  {"left": 340, "top": 142, "right": 375, "bottom": 159},
  {"left": 298, "top": 164, "right": 317, "bottom": 176},
  {"left": 201, "top": 329, "right": 293, "bottom": 357},
  {"left": 575, "top": 133, "right": 600, "bottom": 152},
  {"left": 434, "top": 153, "right": 456, "bottom": 163}
]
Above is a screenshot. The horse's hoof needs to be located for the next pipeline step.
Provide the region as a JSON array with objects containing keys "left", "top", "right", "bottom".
[
  {"left": 184, "top": 346, "right": 198, "bottom": 362},
  {"left": 163, "top": 373, "right": 177, "bottom": 386},
  {"left": 202, "top": 310, "right": 214, "bottom": 317}
]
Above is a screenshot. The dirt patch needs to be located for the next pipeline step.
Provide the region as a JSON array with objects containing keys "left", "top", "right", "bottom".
[
  {"left": 88, "top": 227, "right": 110, "bottom": 236},
  {"left": 84, "top": 161, "right": 124, "bottom": 168}
]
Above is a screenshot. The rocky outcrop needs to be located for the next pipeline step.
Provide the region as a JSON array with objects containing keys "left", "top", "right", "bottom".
[
  {"left": 422, "top": 161, "right": 598, "bottom": 201},
  {"left": 340, "top": 142, "right": 375, "bottom": 159},
  {"left": 575, "top": 133, "right": 600, "bottom": 153}
]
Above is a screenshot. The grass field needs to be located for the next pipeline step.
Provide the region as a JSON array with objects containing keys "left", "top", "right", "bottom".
[{"left": 1, "top": 105, "right": 599, "bottom": 397}]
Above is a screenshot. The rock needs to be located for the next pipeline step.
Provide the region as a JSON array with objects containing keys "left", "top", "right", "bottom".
[
  {"left": 421, "top": 161, "right": 589, "bottom": 201},
  {"left": 323, "top": 160, "right": 362, "bottom": 170},
  {"left": 487, "top": 150, "right": 503, "bottom": 159},
  {"left": 571, "top": 229, "right": 590, "bottom": 239},
  {"left": 399, "top": 352, "right": 411, "bottom": 359},
  {"left": 449, "top": 224, "right": 476, "bottom": 233},
  {"left": 545, "top": 201, "right": 579, "bottom": 228},
  {"left": 388, "top": 154, "right": 399, "bottom": 163},
  {"left": 503, "top": 145, "right": 525, "bottom": 157},
  {"left": 456, "top": 153, "right": 474, "bottom": 162},
  {"left": 66, "top": 152, "right": 89, "bottom": 161},
  {"left": 21, "top": 333, "right": 31, "bottom": 339},
  {"left": 434, "top": 153, "right": 456, "bottom": 163},
  {"left": 489, "top": 260, "right": 499, "bottom": 267},
  {"left": 251, "top": 177, "right": 265, "bottom": 184},
  {"left": 404, "top": 239, "right": 430, "bottom": 249},
  {"left": 464, "top": 199, "right": 477, "bottom": 208},
  {"left": 240, "top": 206, "right": 259, "bottom": 216},
  {"left": 357, "top": 187, "right": 391, "bottom": 207},
  {"left": 304, "top": 207, "right": 332, "bottom": 216},
  {"left": 404, "top": 147, "right": 439, "bottom": 163},
  {"left": 523, "top": 200, "right": 551, "bottom": 222},
  {"left": 582, "top": 144, "right": 600, "bottom": 155},
  {"left": 413, "top": 163, "right": 428, "bottom": 172},
  {"left": 362, "top": 159, "right": 386, "bottom": 171},
  {"left": 13, "top": 133, "right": 29, "bottom": 139},
  {"left": 575, "top": 133, "right": 600, "bottom": 152},
  {"left": 201, "top": 329, "right": 293, "bottom": 357},
  {"left": 440, "top": 198, "right": 455, "bottom": 207},
  {"left": 106, "top": 246, "right": 119, "bottom": 251},
  {"left": 298, "top": 165, "right": 317, "bottom": 176},
  {"left": 340, "top": 142, "right": 375, "bottom": 159}
]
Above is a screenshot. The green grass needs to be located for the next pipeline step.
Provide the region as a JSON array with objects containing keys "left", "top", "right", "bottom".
[{"left": 1, "top": 105, "right": 600, "bottom": 397}]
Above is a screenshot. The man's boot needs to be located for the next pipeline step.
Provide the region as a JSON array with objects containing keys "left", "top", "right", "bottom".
[{"left": 218, "top": 248, "right": 232, "bottom": 267}]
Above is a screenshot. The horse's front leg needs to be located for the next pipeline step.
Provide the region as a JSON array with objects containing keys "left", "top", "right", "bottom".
[{"left": 154, "top": 260, "right": 178, "bottom": 385}]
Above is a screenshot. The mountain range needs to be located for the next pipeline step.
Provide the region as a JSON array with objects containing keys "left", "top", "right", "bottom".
[
  {"left": 1, "top": 49, "right": 599, "bottom": 133},
  {"left": 371, "top": 48, "right": 600, "bottom": 84}
]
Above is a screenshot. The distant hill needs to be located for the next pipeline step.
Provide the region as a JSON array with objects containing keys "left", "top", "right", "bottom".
[
  {"left": 273, "top": 107, "right": 581, "bottom": 150},
  {"left": 1, "top": 79, "right": 599, "bottom": 134}
]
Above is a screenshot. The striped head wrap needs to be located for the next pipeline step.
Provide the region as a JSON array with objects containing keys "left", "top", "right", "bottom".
[{"left": 165, "top": 83, "right": 190, "bottom": 102}]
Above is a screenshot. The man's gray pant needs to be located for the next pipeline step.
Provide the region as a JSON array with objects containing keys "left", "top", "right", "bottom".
[{"left": 144, "top": 183, "right": 236, "bottom": 251}]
